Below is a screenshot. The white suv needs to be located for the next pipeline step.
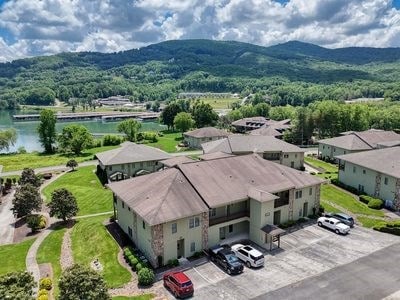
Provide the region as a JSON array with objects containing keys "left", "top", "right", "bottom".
[
  {"left": 317, "top": 216, "right": 350, "bottom": 235},
  {"left": 231, "top": 244, "right": 265, "bottom": 268}
]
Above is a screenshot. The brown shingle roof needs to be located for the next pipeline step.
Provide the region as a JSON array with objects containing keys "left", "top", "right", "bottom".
[
  {"left": 160, "top": 156, "right": 195, "bottom": 168},
  {"left": 318, "top": 135, "right": 372, "bottom": 151},
  {"left": 198, "top": 151, "right": 234, "bottom": 161},
  {"left": 202, "top": 135, "right": 303, "bottom": 154},
  {"left": 95, "top": 142, "right": 171, "bottom": 166},
  {"left": 184, "top": 127, "right": 229, "bottom": 138},
  {"left": 336, "top": 146, "right": 400, "bottom": 178},
  {"left": 108, "top": 168, "right": 208, "bottom": 225},
  {"left": 249, "top": 126, "right": 283, "bottom": 137}
]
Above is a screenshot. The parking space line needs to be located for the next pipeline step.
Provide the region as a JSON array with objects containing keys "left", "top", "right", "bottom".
[
  {"left": 209, "top": 260, "right": 230, "bottom": 275},
  {"left": 192, "top": 267, "right": 213, "bottom": 284}
]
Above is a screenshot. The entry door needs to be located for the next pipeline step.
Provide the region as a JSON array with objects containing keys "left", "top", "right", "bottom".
[
  {"left": 273, "top": 210, "right": 281, "bottom": 225},
  {"left": 219, "top": 227, "right": 226, "bottom": 240},
  {"left": 303, "top": 202, "right": 308, "bottom": 217},
  {"left": 177, "top": 239, "right": 184, "bottom": 258}
]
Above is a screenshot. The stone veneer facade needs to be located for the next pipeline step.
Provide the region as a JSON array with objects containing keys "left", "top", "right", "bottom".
[
  {"left": 315, "top": 184, "right": 321, "bottom": 212},
  {"left": 150, "top": 224, "right": 164, "bottom": 267},
  {"left": 395, "top": 178, "right": 400, "bottom": 211},
  {"left": 201, "top": 212, "right": 209, "bottom": 249},
  {"left": 288, "top": 189, "right": 295, "bottom": 220},
  {"left": 374, "top": 173, "right": 382, "bottom": 198}
]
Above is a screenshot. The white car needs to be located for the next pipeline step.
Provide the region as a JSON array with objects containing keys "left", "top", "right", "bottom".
[
  {"left": 231, "top": 244, "right": 265, "bottom": 268},
  {"left": 317, "top": 216, "right": 350, "bottom": 235}
]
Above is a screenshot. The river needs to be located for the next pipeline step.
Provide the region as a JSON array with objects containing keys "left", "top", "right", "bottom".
[{"left": 0, "top": 110, "right": 166, "bottom": 153}]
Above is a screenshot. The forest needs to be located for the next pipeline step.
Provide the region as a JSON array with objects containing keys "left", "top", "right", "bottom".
[{"left": 1, "top": 40, "right": 400, "bottom": 109}]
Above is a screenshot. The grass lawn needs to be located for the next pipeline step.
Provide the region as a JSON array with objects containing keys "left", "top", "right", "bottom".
[
  {"left": 147, "top": 131, "right": 183, "bottom": 153},
  {"left": 0, "top": 145, "right": 119, "bottom": 172},
  {"left": 71, "top": 216, "right": 131, "bottom": 288},
  {"left": 42, "top": 166, "right": 113, "bottom": 216},
  {"left": 321, "top": 184, "right": 384, "bottom": 217},
  {"left": 305, "top": 156, "right": 338, "bottom": 173},
  {"left": 201, "top": 97, "right": 239, "bottom": 109},
  {"left": 357, "top": 216, "right": 385, "bottom": 228},
  {"left": 112, "top": 295, "right": 153, "bottom": 300},
  {"left": 320, "top": 199, "right": 343, "bottom": 213},
  {"left": 37, "top": 226, "right": 66, "bottom": 296},
  {"left": 0, "top": 238, "right": 35, "bottom": 275}
]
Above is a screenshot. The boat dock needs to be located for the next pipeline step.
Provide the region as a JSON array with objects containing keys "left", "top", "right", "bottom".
[{"left": 13, "top": 111, "right": 160, "bottom": 122}]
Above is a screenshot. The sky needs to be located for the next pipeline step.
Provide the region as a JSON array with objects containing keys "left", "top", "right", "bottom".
[{"left": 0, "top": 0, "right": 400, "bottom": 62}]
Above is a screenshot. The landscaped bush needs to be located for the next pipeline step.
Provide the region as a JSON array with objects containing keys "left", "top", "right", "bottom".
[
  {"left": 27, "top": 215, "right": 46, "bottom": 232},
  {"left": 368, "top": 198, "right": 384, "bottom": 209},
  {"left": 167, "top": 259, "right": 179, "bottom": 267},
  {"left": 39, "top": 277, "right": 52, "bottom": 290},
  {"left": 38, "top": 289, "right": 48, "bottom": 297},
  {"left": 278, "top": 220, "right": 296, "bottom": 229},
  {"left": 373, "top": 221, "right": 400, "bottom": 236},
  {"left": 138, "top": 268, "right": 155, "bottom": 286},
  {"left": 102, "top": 135, "right": 124, "bottom": 146},
  {"left": 129, "top": 257, "right": 139, "bottom": 271},
  {"left": 310, "top": 172, "right": 316, "bottom": 175},
  {"left": 123, "top": 247, "right": 133, "bottom": 258},
  {"left": 37, "top": 295, "right": 49, "bottom": 300},
  {"left": 136, "top": 263, "right": 143, "bottom": 273}
]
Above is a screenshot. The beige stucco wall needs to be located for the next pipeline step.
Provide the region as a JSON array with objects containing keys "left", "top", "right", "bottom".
[
  {"left": 208, "top": 219, "right": 249, "bottom": 247},
  {"left": 184, "top": 135, "right": 226, "bottom": 149},
  {"left": 318, "top": 143, "right": 359, "bottom": 161},
  {"left": 339, "top": 161, "right": 397, "bottom": 205},
  {"left": 163, "top": 215, "right": 204, "bottom": 262},
  {"left": 103, "top": 160, "right": 163, "bottom": 180},
  {"left": 280, "top": 152, "right": 304, "bottom": 169}
]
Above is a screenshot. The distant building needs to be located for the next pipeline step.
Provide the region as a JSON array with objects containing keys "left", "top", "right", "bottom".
[
  {"left": 95, "top": 142, "right": 171, "bottom": 181},
  {"left": 202, "top": 135, "right": 305, "bottom": 170},
  {"left": 336, "top": 147, "right": 400, "bottom": 210},
  {"left": 249, "top": 125, "right": 284, "bottom": 138},
  {"left": 178, "top": 92, "right": 237, "bottom": 99},
  {"left": 232, "top": 117, "right": 291, "bottom": 134},
  {"left": 95, "top": 95, "right": 131, "bottom": 106},
  {"left": 183, "top": 127, "right": 229, "bottom": 149},
  {"left": 318, "top": 129, "right": 400, "bottom": 162}
]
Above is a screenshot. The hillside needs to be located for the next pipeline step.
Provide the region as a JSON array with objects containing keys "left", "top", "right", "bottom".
[{"left": 0, "top": 39, "right": 400, "bottom": 108}]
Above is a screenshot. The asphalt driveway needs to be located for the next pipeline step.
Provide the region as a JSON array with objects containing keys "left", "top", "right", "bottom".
[
  {"left": 172, "top": 224, "right": 400, "bottom": 300},
  {"left": 0, "top": 190, "right": 15, "bottom": 245}
]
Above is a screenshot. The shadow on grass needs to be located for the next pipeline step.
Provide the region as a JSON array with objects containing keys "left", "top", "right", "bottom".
[{"left": 104, "top": 221, "right": 131, "bottom": 249}]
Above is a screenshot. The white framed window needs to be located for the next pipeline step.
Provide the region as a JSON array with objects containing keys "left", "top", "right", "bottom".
[
  {"left": 353, "top": 166, "right": 356, "bottom": 173},
  {"left": 284, "top": 154, "right": 289, "bottom": 158},
  {"left": 384, "top": 177, "right": 388, "bottom": 185},
  {"left": 190, "top": 242, "right": 195, "bottom": 252},
  {"left": 210, "top": 208, "right": 216, "bottom": 217},
  {"left": 189, "top": 217, "right": 200, "bottom": 228},
  {"left": 309, "top": 187, "right": 313, "bottom": 196},
  {"left": 171, "top": 223, "right": 177, "bottom": 234},
  {"left": 295, "top": 190, "right": 303, "bottom": 199},
  {"left": 363, "top": 169, "right": 366, "bottom": 174}
]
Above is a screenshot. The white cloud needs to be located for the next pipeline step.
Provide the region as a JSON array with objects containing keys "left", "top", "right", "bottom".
[{"left": 0, "top": 0, "right": 399, "bottom": 61}]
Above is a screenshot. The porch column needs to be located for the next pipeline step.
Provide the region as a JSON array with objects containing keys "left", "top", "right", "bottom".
[
  {"left": 288, "top": 189, "right": 294, "bottom": 221},
  {"left": 151, "top": 224, "right": 164, "bottom": 267},
  {"left": 374, "top": 172, "right": 382, "bottom": 198},
  {"left": 201, "top": 212, "right": 209, "bottom": 249}
]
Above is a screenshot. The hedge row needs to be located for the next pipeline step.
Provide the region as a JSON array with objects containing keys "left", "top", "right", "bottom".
[
  {"left": 359, "top": 195, "right": 384, "bottom": 209},
  {"left": 373, "top": 221, "right": 400, "bottom": 236}
]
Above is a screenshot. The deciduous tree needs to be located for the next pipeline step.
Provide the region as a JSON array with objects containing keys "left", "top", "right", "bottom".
[
  {"left": 174, "top": 112, "right": 195, "bottom": 135},
  {"left": 0, "top": 128, "right": 17, "bottom": 152},
  {"left": 0, "top": 271, "right": 35, "bottom": 300},
  {"left": 66, "top": 159, "right": 78, "bottom": 171},
  {"left": 12, "top": 184, "right": 42, "bottom": 218},
  {"left": 58, "top": 124, "right": 94, "bottom": 155},
  {"left": 48, "top": 188, "right": 78, "bottom": 221},
  {"left": 19, "top": 168, "right": 41, "bottom": 187},
  {"left": 160, "top": 102, "right": 181, "bottom": 130},
  {"left": 117, "top": 119, "right": 142, "bottom": 142},
  {"left": 37, "top": 109, "right": 57, "bottom": 153},
  {"left": 191, "top": 102, "right": 218, "bottom": 128}
]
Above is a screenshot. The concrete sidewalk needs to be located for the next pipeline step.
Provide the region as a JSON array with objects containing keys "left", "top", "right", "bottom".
[{"left": 0, "top": 190, "right": 16, "bottom": 245}]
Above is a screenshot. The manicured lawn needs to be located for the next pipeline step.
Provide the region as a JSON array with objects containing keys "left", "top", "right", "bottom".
[
  {"left": 0, "top": 238, "right": 35, "bottom": 275},
  {"left": 42, "top": 166, "right": 113, "bottom": 216},
  {"left": 0, "top": 145, "right": 118, "bottom": 172},
  {"left": 305, "top": 156, "right": 338, "bottom": 173},
  {"left": 321, "top": 184, "right": 384, "bottom": 217},
  {"left": 320, "top": 199, "right": 343, "bottom": 213},
  {"left": 201, "top": 97, "right": 239, "bottom": 109},
  {"left": 37, "top": 226, "right": 66, "bottom": 296},
  {"left": 71, "top": 216, "right": 131, "bottom": 288},
  {"left": 357, "top": 216, "right": 385, "bottom": 228},
  {"left": 147, "top": 131, "right": 183, "bottom": 153},
  {"left": 112, "top": 295, "right": 153, "bottom": 300}
]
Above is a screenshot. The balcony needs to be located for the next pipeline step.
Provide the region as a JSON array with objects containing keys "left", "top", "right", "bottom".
[{"left": 209, "top": 210, "right": 250, "bottom": 226}]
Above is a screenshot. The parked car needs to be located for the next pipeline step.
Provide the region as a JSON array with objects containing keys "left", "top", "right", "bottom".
[
  {"left": 231, "top": 244, "right": 265, "bottom": 268},
  {"left": 163, "top": 271, "right": 194, "bottom": 298},
  {"left": 325, "top": 212, "right": 355, "bottom": 227},
  {"left": 208, "top": 246, "right": 244, "bottom": 275},
  {"left": 317, "top": 216, "right": 350, "bottom": 235}
]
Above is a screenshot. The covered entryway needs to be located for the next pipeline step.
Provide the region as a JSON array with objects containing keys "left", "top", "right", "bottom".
[{"left": 261, "top": 224, "right": 286, "bottom": 251}]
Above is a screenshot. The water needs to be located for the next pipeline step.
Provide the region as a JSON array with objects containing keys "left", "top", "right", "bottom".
[{"left": 0, "top": 110, "right": 166, "bottom": 153}]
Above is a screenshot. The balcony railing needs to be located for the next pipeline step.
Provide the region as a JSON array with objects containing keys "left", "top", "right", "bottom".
[{"left": 209, "top": 210, "right": 250, "bottom": 226}]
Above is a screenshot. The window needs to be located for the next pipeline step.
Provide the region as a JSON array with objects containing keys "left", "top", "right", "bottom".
[
  {"left": 209, "top": 208, "right": 216, "bottom": 217},
  {"left": 284, "top": 154, "right": 289, "bottom": 158},
  {"left": 323, "top": 145, "right": 325, "bottom": 149},
  {"left": 363, "top": 169, "right": 366, "bottom": 174},
  {"left": 128, "top": 207, "right": 131, "bottom": 211},
  {"left": 142, "top": 221, "right": 146, "bottom": 229},
  {"left": 295, "top": 190, "right": 303, "bottom": 199},
  {"left": 109, "top": 166, "right": 112, "bottom": 171},
  {"left": 121, "top": 164, "right": 125, "bottom": 170},
  {"left": 353, "top": 166, "right": 356, "bottom": 173},
  {"left": 309, "top": 187, "right": 313, "bottom": 196},
  {"left": 122, "top": 201, "right": 125, "bottom": 209},
  {"left": 171, "top": 223, "right": 177, "bottom": 234},
  {"left": 189, "top": 217, "right": 200, "bottom": 228},
  {"left": 384, "top": 177, "right": 388, "bottom": 185},
  {"left": 128, "top": 226, "right": 132, "bottom": 237},
  {"left": 344, "top": 151, "right": 347, "bottom": 154},
  {"left": 190, "top": 242, "right": 195, "bottom": 252},
  {"left": 228, "top": 224, "right": 233, "bottom": 233},
  {"left": 333, "top": 147, "right": 336, "bottom": 152},
  {"left": 358, "top": 184, "right": 365, "bottom": 192}
]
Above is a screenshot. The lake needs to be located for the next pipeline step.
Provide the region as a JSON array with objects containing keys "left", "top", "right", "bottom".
[{"left": 0, "top": 110, "right": 166, "bottom": 153}]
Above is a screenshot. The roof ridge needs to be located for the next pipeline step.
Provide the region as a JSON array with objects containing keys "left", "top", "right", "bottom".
[{"left": 352, "top": 132, "right": 374, "bottom": 148}]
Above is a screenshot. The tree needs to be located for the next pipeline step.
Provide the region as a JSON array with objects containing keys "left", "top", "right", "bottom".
[
  {"left": 0, "top": 128, "right": 17, "bottom": 152},
  {"left": 48, "top": 188, "right": 78, "bottom": 221},
  {"left": 19, "top": 168, "right": 40, "bottom": 187},
  {"left": 117, "top": 119, "right": 142, "bottom": 142},
  {"left": 151, "top": 100, "right": 160, "bottom": 112},
  {"left": 59, "top": 264, "right": 110, "bottom": 300},
  {"left": 160, "top": 102, "right": 181, "bottom": 130},
  {"left": 191, "top": 102, "right": 218, "bottom": 128},
  {"left": 37, "top": 109, "right": 57, "bottom": 153},
  {"left": 174, "top": 112, "right": 195, "bottom": 135},
  {"left": 12, "top": 184, "right": 42, "bottom": 218},
  {"left": 0, "top": 271, "right": 35, "bottom": 300},
  {"left": 66, "top": 159, "right": 78, "bottom": 171},
  {"left": 58, "top": 124, "right": 94, "bottom": 155}
]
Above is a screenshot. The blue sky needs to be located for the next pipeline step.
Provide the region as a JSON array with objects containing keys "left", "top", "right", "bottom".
[{"left": 1, "top": 0, "right": 400, "bottom": 62}]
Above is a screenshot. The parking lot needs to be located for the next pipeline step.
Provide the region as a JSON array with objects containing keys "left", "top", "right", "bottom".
[{"left": 164, "top": 224, "right": 400, "bottom": 299}]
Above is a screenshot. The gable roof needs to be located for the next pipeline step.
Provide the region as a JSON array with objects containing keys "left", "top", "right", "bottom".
[
  {"left": 160, "top": 156, "right": 195, "bottom": 168},
  {"left": 108, "top": 168, "right": 208, "bottom": 226},
  {"left": 232, "top": 117, "right": 291, "bottom": 131},
  {"left": 249, "top": 126, "right": 283, "bottom": 137},
  {"left": 319, "top": 129, "right": 400, "bottom": 151},
  {"left": 198, "top": 151, "right": 234, "bottom": 161},
  {"left": 95, "top": 142, "right": 171, "bottom": 166},
  {"left": 202, "top": 135, "right": 303, "bottom": 154},
  {"left": 184, "top": 127, "right": 229, "bottom": 138},
  {"left": 336, "top": 146, "right": 400, "bottom": 179}
]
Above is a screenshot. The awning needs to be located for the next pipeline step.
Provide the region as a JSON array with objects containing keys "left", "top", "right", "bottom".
[{"left": 261, "top": 224, "right": 285, "bottom": 236}]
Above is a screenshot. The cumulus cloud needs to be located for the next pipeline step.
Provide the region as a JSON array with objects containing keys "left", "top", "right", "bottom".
[{"left": 0, "top": 0, "right": 399, "bottom": 61}]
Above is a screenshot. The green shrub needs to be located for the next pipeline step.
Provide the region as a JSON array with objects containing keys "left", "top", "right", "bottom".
[
  {"left": 193, "top": 251, "right": 203, "bottom": 258},
  {"left": 310, "top": 172, "right": 316, "bottom": 175},
  {"left": 102, "top": 135, "right": 124, "bottom": 146},
  {"left": 138, "top": 268, "right": 155, "bottom": 286},
  {"left": 39, "top": 277, "right": 52, "bottom": 290},
  {"left": 27, "top": 215, "right": 46, "bottom": 232},
  {"left": 123, "top": 247, "right": 133, "bottom": 258},
  {"left": 368, "top": 198, "right": 384, "bottom": 209},
  {"left": 129, "top": 257, "right": 138, "bottom": 271},
  {"left": 297, "top": 217, "right": 307, "bottom": 223},
  {"left": 167, "top": 259, "right": 179, "bottom": 267},
  {"left": 38, "top": 289, "right": 48, "bottom": 297},
  {"left": 373, "top": 221, "right": 400, "bottom": 235},
  {"left": 136, "top": 263, "right": 143, "bottom": 273},
  {"left": 37, "top": 295, "right": 49, "bottom": 300},
  {"left": 359, "top": 195, "right": 370, "bottom": 205}
]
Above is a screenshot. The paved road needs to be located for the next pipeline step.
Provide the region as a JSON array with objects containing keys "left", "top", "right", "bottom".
[
  {"left": 0, "top": 190, "right": 15, "bottom": 245},
  {"left": 252, "top": 242, "right": 400, "bottom": 300}
]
